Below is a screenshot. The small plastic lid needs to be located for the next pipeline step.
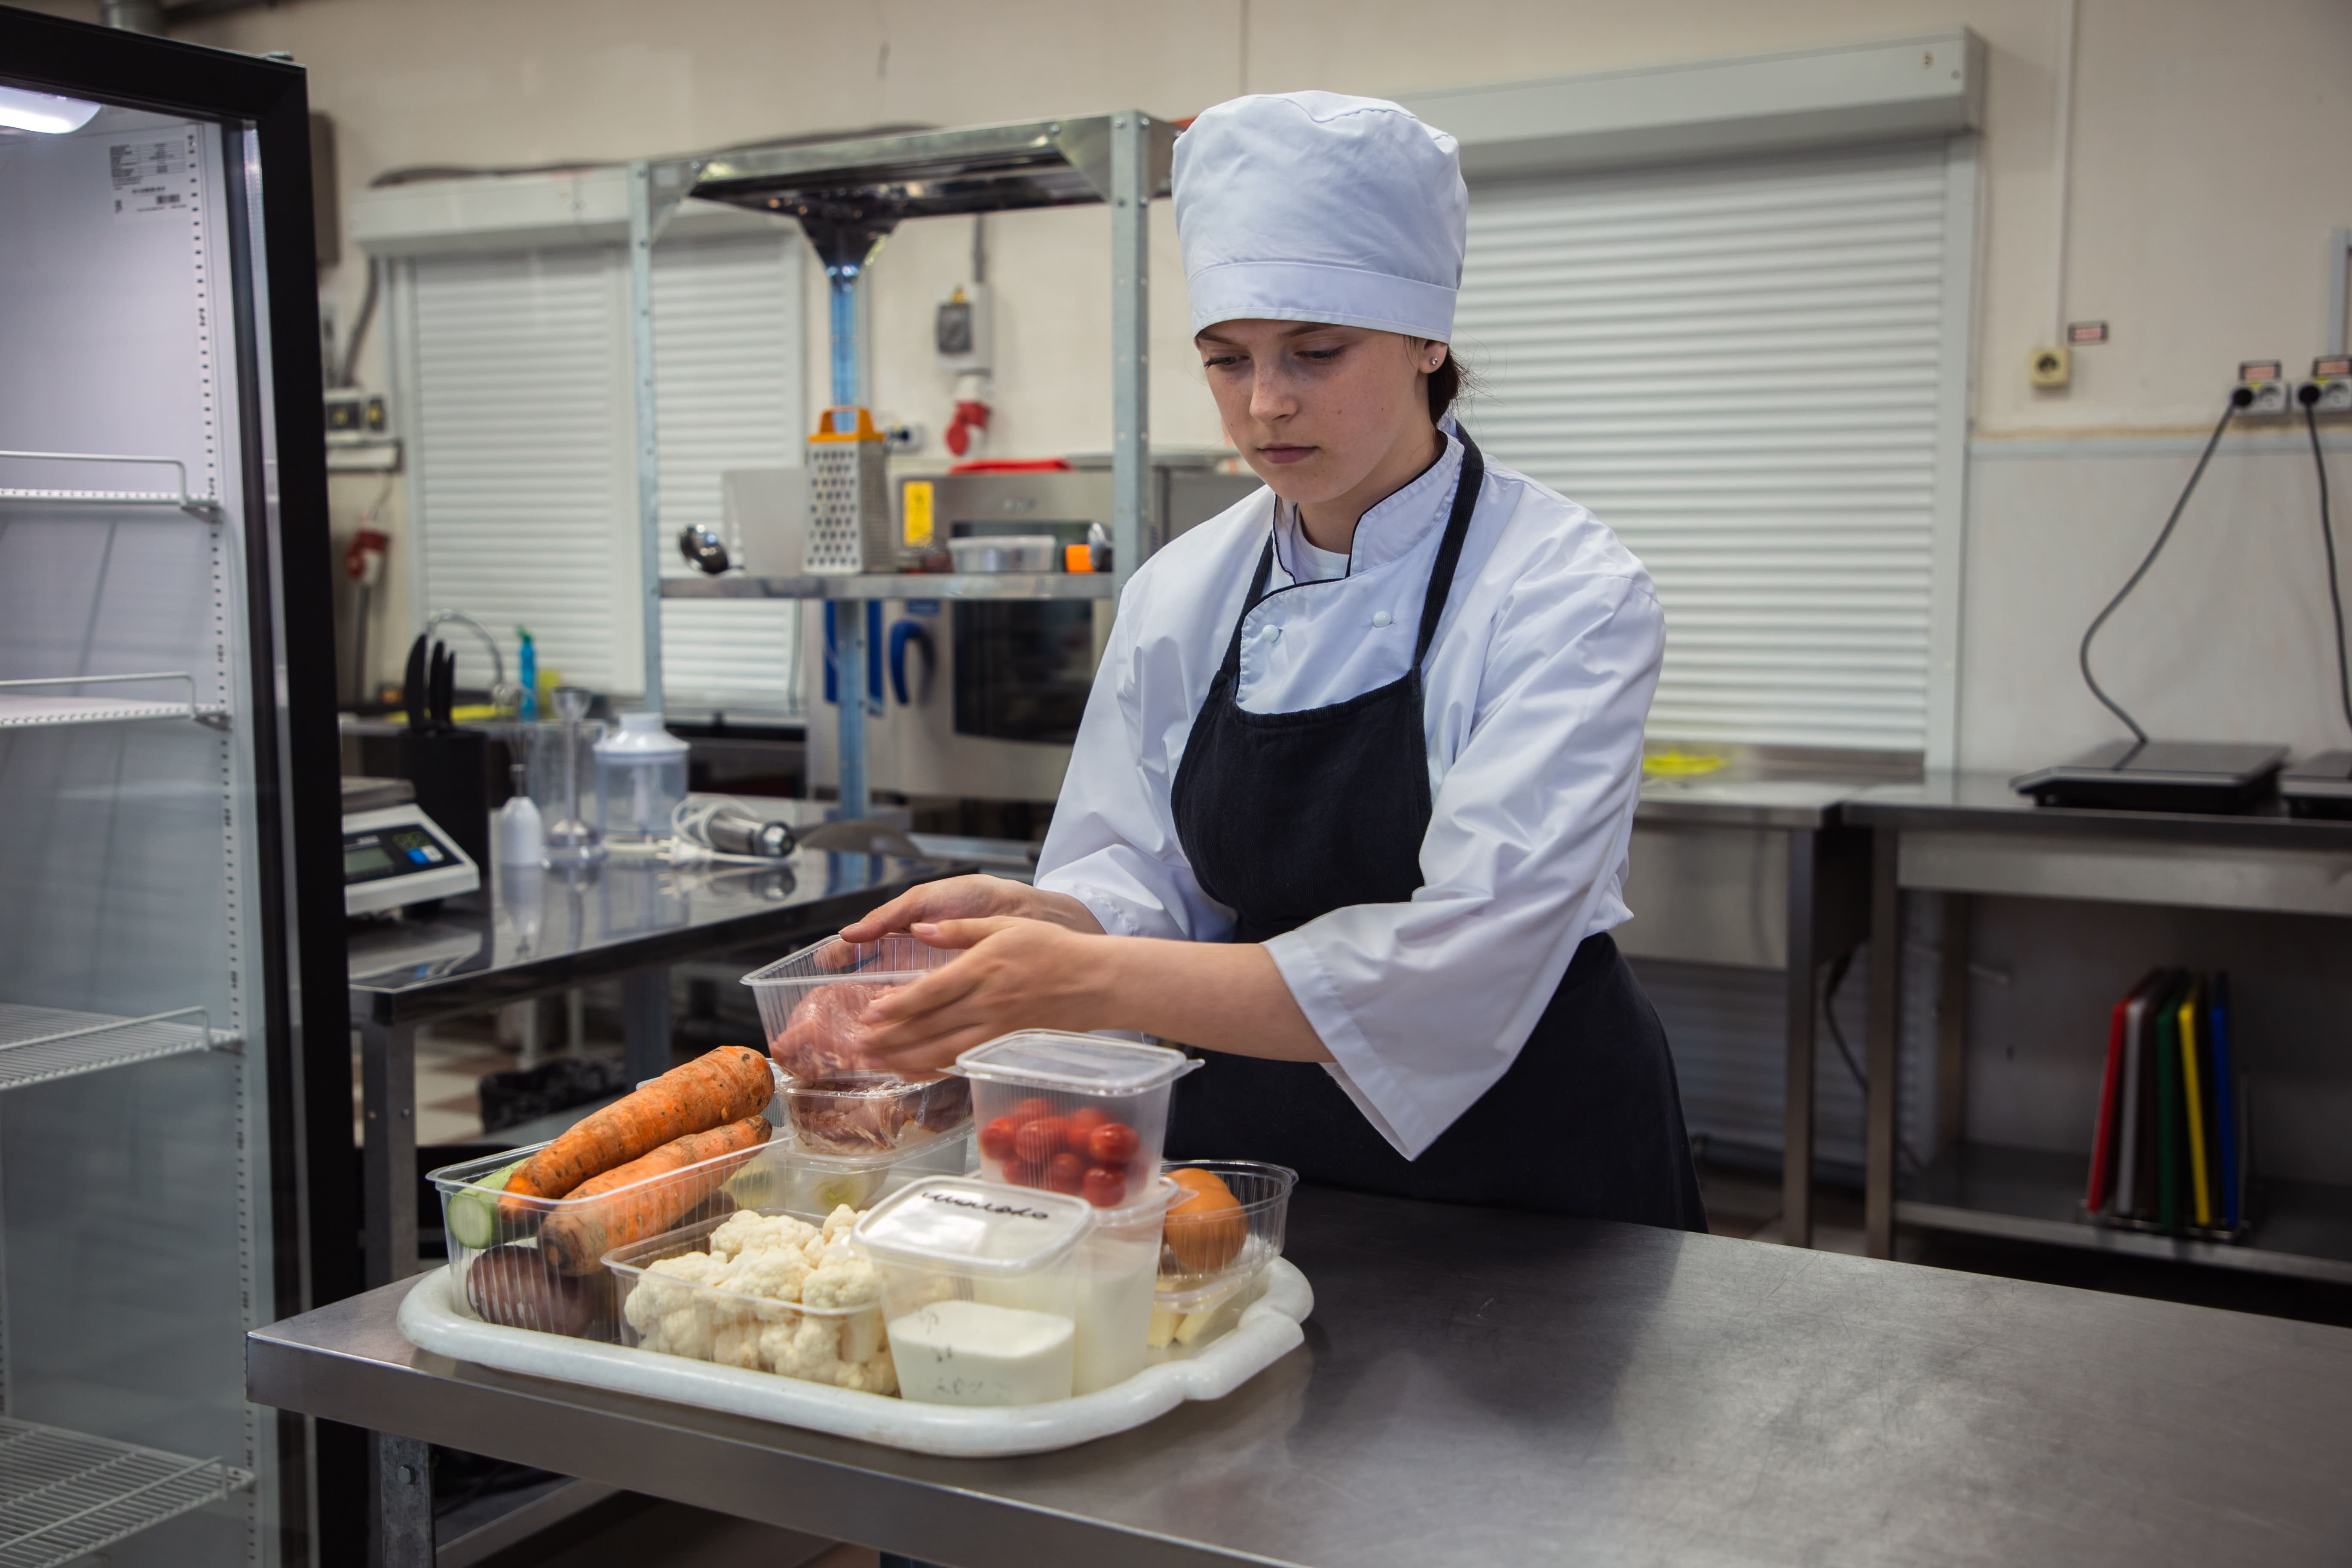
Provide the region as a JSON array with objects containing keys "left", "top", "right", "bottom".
[
  {"left": 954, "top": 1031, "right": 1198, "bottom": 1096},
  {"left": 595, "top": 711, "right": 689, "bottom": 755},
  {"left": 852, "top": 1176, "right": 1093, "bottom": 1277}
]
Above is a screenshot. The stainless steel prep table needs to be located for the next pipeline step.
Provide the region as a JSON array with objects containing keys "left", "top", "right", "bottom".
[
  {"left": 1843, "top": 772, "right": 2352, "bottom": 1270},
  {"left": 1627, "top": 769, "right": 1879, "bottom": 1247},
  {"left": 349, "top": 804, "right": 970, "bottom": 1287},
  {"left": 250, "top": 1183, "right": 2352, "bottom": 1568}
]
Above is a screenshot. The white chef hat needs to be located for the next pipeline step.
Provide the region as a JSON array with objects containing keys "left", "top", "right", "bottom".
[{"left": 1173, "top": 91, "right": 1467, "bottom": 343}]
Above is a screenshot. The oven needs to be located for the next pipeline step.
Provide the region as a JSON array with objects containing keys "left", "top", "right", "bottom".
[{"left": 806, "top": 461, "right": 1260, "bottom": 804}]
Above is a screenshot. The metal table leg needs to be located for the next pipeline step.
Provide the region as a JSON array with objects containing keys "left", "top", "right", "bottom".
[
  {"left": 360, "top": 1018, "right": 419, "bottom": 1288},
  {"left": 622, "top": 968, "right": 672, "bottom": 1085},
  {"left": 377, "top": 1432, "right": 433, "bottom": 1568},
  {"left": 1864, "top": 827, "right": 1902, "bottom": 1259},
  {"left": 1781, "top": 831, "right": 1820, "bottom": 1250}
]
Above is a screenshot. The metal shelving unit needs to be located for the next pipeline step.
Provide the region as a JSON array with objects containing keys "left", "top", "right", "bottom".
[
  {"left": 661, "top": 573, "right": 1116, "bottom": 603},
  {"left": 0, "top": 451, "right": 220, "bottom": 520},
  {"left": 625, "top": 113, "right": 1173, "bottom": 816},
  {"left": 0, "top": 674, "right": 231, "bottom": 731},
  {"left": 0, "top": 1006, "right": 237, "bottom": 1094},
  {"left": 0, "top": 1418, "right": 254, "bottom": 1568},
  {"left": 1898, "top": 1141, "right": 2352, "bottom": 1286}
]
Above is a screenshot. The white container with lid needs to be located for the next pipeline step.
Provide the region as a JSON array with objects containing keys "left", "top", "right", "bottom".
[
  {"left": 1073, "top": 1176, "right": 1180, "bottom": 1394},
  {"left": 594, "top": 711, "right": 690, "bottom": 846},
  {"left": 955, "top": 1032, "right": 1199, "bottom": 1207},
  {"left": 852, "top": 1176, "right": 1094, "bottom": 1406}
]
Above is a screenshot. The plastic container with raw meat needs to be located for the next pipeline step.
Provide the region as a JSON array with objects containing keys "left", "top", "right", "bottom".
[
  {"left": 955, "top": 1032, "right": 1198, "bottom": 1208},
  {"left": 851, "top": 1176, "right": 1094, "bottom": 1406},
  {"left": 428, "top": 1127, "right": 789, "bottom": 1341},
  {"left": 741, "top": 935, "right": 956, "bottom": 1079},
  {"left": 776, "top": 1071, "right": 971, "bottom": 1156}
]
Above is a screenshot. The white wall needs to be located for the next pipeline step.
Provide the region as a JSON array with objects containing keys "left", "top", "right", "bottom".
[{"left": 27, "top": 0, "right": 2352, "bottom": 753}]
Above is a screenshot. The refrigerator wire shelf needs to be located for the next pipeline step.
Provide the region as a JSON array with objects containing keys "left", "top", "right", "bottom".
[
  {"left": 0, "top": 1005, "right": 238, "bottom": 1092},
  {"left": 0, "top": 674, "right": 229, "bottom": 731},
  {"left": 0, "top": 1417, "right": 253, "bottom": 1568}
]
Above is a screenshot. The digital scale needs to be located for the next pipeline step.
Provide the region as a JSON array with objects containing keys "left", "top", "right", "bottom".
[
  {"left": 2009, "top": 741, "right": 2287, "bottom": 814},
  {"left": 342, "top": 776, "right": 479, "bottom": 916}
]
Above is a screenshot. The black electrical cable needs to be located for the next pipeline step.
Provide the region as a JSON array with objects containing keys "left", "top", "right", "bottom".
[
  {"left": 2077, "top": 394, "right": 2245, "bottom": 743},
  {"left": 2304, "top": 394, "right": 2352, "bottom": 735}
]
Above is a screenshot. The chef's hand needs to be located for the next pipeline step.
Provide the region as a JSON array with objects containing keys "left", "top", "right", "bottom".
[
  {"left": 838, "top": 876, "right": 1104, "bottom": 945},
  {"left": 855, "top": 916, "right": 1107, "bottom": 1072}
]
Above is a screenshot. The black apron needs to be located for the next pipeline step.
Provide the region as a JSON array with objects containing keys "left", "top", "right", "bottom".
[{"left": 1166, "top": 435, "right": 1706, "bottom": 1230}]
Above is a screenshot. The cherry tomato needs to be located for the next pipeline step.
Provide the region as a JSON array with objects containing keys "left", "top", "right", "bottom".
[
  {"left": 977, "top": 1116, "right": 1020, "bottom": 1162},
  {"left": 1010, "top": 1097, "right": 1057, "bottom": 1127},
  {"left": 1082, "top": 1165, "right": 1127, "bottom": 1207},
  {"left": 1086, "top": 1121, "right": 1140, "bottom": 1167},
  {"left": 1046, "top": 1151, "right": 1087, "bottom": 1194},
  {"left": 1014, "top": 1116, "right": 1070, "bottom": 1164},
  {"left": 1067, "top": 1106, "right": 1109, "bottom": 1140}
]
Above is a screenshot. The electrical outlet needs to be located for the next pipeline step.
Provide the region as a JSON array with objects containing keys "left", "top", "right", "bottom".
[
  {"left": 2234, "top": 360, "right": 2289, "bottom": 416},
  {"left": 2305, "top": 356, "right": 2352, "bottom": 415}
]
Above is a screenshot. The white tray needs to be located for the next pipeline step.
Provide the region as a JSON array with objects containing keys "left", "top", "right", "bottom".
[{"left": 395, "top": 1259, "right": 1313, "bottom": 1458}]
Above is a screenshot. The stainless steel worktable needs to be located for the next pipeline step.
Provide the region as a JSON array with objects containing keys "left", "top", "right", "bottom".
[
  {"left": 349, "top": 803, "right": 968, "bottom": 1286},
  {"left": 249, "top": 1184, "right": 2352, "bottom": 1567}
]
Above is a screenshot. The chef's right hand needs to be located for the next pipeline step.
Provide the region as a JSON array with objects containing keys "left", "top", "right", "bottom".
[{"left": 839, "top": 876, "right": 1105, "bottom": 945}]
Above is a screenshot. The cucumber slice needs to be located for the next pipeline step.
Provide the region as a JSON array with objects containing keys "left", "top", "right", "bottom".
[{"left": 448, "top": 1158, "right": 525, "bottom": 1253}]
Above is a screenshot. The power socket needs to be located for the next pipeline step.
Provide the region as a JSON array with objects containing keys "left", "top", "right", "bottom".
[
  {"left": 2234, "top": 360, "right": 2289, "bottom": 416},
  {"left": 2304, "top": 356, "right": 2352, "bottom": 415}
]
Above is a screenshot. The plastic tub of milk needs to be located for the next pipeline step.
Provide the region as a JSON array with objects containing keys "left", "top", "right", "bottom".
[
  {"left": 852, "top": 1176, "right": 1093, "bottom": 1406},
  {"left": 1073, "top": 1177, "right": 1181, "bottom": 1395}
]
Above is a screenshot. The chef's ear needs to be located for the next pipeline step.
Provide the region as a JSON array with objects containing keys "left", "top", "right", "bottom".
[{"left": 1418, "top": 340, "right": 1449, "bottom": 372}]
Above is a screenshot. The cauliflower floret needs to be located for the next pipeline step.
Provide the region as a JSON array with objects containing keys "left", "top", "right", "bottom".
[
  {"left": 626, "top": 1253, "right": 724, "bottom": 1336},
  {"left": 835, "top": 1345, "right": 898, "bottom": 1396},
  {"left": 723, "top": 1245, "right": 813, "bottom": 1308},
  {"left": 800, "top": 1258, "right": 881, "bottom": 1312},
  {"left": 710, "top": 1306, "right": 766, "bottom": 1369},
  {"left": 820, "top": 1203, "right": 860, "bottom": 1247},
  {"left": 708, "top": 1211, "right": 819, "bottom": 1262},
  {"left": 653, "top": 1298, "right": 713, "bottom": 1361},
  {"left": 762, "top": 1311, "right": 845, "bottom": 1383}
]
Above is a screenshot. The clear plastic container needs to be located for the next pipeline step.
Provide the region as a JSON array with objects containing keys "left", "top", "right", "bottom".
[
  {"left": 722, "top": 1124, "right": 974, "bottom": 1217},
  {"left": 594, "top": 711, "right": 690, "bottom": 845},
  {"left": 607, "top": 1210, "right": 896, "bottom": 1393},
  {"left": 1156, "top": 1160, "right": 1297, "bottom": 1302},
  {"left": 778, "top": 1072, "right": 971, "bottom": 1155},
  {"left": 1073, "top": 1176, "right": 1180, "bottom": 1394},
  {"left": 429, "top": 1127, "right": 788, "bottom": 1341},
  {"left": 851, "top": 1177, "right": 1094, "bottom": 1406},
  {"left": 947, "top": 535, "right": 1060, "bottom": 573},
  {"left": 742, "top": 935, "right": 957, "bottom": 1079},
  {"left": 956, "top": 1032, "right": 1200, "bottom": 1207}
]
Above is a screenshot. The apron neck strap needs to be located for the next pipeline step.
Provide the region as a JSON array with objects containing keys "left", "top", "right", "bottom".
[
  {"left": 1218, "top": 430, "right": 1488, "bottom": 686},
  {"left": 1413, "top": 432, "right": 1484, "bottom": 671}
]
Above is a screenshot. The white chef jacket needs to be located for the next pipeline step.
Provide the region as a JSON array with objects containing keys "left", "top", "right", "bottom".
[{"left": 1033, "top": 426, "right": 1663, "bottom": 1158}]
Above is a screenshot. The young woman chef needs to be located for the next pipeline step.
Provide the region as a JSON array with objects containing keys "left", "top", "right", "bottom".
[{"left": 843, "top": 91, "right": 1705, "bottom": 1230}]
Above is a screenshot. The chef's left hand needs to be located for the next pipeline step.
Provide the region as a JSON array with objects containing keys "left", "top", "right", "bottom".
[{"left": 856, "top": 916, "right": 1110, "bottom": 1073}]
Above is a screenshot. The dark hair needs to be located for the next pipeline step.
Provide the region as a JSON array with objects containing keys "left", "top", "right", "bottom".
[{"left": 1427, "top": 355, "right": 1462, "bottom": 421}]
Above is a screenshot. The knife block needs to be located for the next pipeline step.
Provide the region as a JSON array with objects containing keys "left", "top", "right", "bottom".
[{"left": 397, "top": 728, "right": 490, "bottom": 876}]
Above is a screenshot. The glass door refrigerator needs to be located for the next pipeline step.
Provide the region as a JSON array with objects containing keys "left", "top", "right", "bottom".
[{"left": 0, "top": 12, "right": 354, "bottom": 1568}]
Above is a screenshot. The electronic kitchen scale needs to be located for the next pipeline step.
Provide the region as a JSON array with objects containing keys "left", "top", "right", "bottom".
[
  {"left": 342, "top": 776, "right": 479, "bottom": 916},
  {"left": 2009, "top": 740, "right": 2288, "bottom": 814},
  {"left": 2279, "top": 750, "right": 2352, "bottom": 819}
]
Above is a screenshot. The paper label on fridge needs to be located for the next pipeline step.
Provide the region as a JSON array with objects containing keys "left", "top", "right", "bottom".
[{"left": 110, "top": 137, "right": 197, "bottom": 219}]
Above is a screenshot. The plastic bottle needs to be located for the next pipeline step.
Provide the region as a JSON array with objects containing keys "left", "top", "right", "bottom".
[
  {"left": 494, "top": 762, "right": 544, "bottom": 865},
  {"left": 515, "top": 627, "right": 538, "bottom": 720}
]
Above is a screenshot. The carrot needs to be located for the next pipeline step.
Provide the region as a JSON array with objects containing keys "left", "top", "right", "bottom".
[
  {"left": 500, "top": 1046, "right": 772, "bottom": 1219},
  {"left": 537, "top": 1116, "right": 772, "bottom": 1275}
]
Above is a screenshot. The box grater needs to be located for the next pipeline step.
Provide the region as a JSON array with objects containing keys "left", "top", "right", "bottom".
[{"left": 802, "top": 406, "right": 894, "bottom": 575}]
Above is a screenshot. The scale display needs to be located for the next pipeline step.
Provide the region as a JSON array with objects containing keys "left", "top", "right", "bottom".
[
  {"left": 343, "top": 823, "right": 455, "bottom": 884},
  {"left": 342, "top": 803, "right": 479, "bottom": 915}
]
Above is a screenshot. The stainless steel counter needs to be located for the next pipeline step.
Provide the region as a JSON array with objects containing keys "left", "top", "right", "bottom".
[{"left": 249, "top": 1184, "right": 2352, "bottom": 1567}]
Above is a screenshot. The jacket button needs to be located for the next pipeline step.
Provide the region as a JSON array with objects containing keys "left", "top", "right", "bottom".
[
  {"left": 1371, "top": 610, "right": 1392, "bottom": 628},
  {"left": 1264, "top": 625, "right": 1282, "bottom": 643}
]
